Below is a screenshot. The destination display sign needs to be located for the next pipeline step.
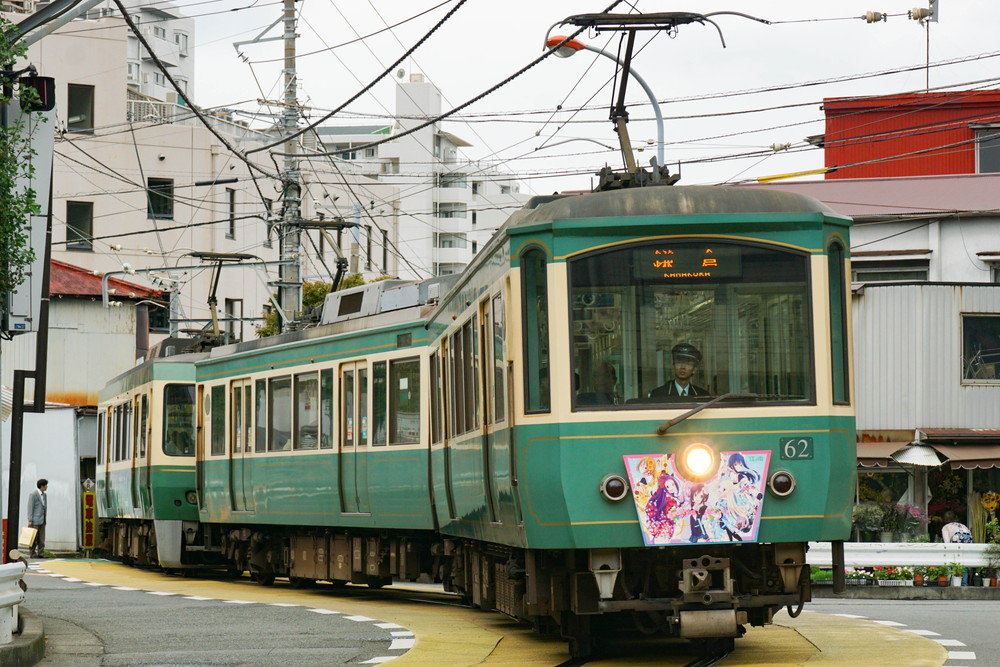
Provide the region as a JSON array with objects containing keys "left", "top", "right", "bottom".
[{"left": 635, "top": 244, "right": 742, "bottom": 280}]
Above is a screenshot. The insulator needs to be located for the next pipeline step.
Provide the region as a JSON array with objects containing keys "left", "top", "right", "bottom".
[
  {"left": 910, "top": 7, "right": 932, "bottom": 20},
  {"left": 770, "top": 142, "right": 792, "bottom": 152},
  {"left": 862, "top": 11, "right": 886, "bottom": 23}
]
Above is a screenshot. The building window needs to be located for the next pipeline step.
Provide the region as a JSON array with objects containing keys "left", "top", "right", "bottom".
[
  {"left": 224, "top": 297, "right": 243, "bottom": 342},
  {"left": 67, "top": 84, "right": 94, "bottom": 132},
  {"left": 434, "top": 262, "right": 465, "bottom": 276},
  {"left": 363, "top": 147, "right": 377, "bottom": 158},
  {"left": 976, "top": 129, "right": 1000, "bottom": 174},
  {"left": 147, "top": 177, "right": 174, "bottom": 219},
  {"left": 226, "top": 187, "right": 236, "bottom": 238},
  {"left": 471, "top": 210, "right": 477, "bottom": 226},
  {"left": 153, "top": 71, "right": 166, "bottom": 87},
  {"left": 435, "top": 233, "right": 467, "bottom": 249},
  {"left": 175, "top": 78, "right": 188, "bottom": 95},
  {"left": 365, "top": 225, "right": 372, "bottom": 271},
  {"left": 435, "top": 203, "right": 466, "bottom": 219},
  {"left": 174, "top": 31, "right": 189, "bottom": 55},
  {"left": 126, "top": 62, "right": 140, "bottom": 83},
  {"left": 962, "top": 315, "right": 1000, "bottom": 382},
  {"left": 383, "top": 160, "right": 399, "bottom": 175},
  {"left": 471, "top": 241, "right": 478, "bottom": 254},
  {"left": 500, "top": 185, "right": 513, "bottom": 194},
  {"left": 153, "top": 25, "right": 166, "bottom": 39},
  {"left": 382, "top": 230, "right": 388, "bottom": 272},
  {"left": 66, "top": 201, "right": 93, "bottom": 250},
  {"left": 471, "top": 181, "right": 480, "bottom": 195},
  {"left": 851, "top": 259, "right": 929, "bottom": 283},
  {"left": 437, "top": 173, "right": 467, "bottom": 189}
]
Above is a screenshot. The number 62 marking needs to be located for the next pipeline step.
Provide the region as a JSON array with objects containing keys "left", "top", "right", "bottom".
[{"left": 779, "top": 437, "right": 813, "bottom": 460}]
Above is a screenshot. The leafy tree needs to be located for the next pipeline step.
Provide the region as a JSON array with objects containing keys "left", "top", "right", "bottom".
[
  {"left": 256, "top": 274, "right": 376, "bottom": 337},
  {"left": 0, "top": 19, "right": 40, "bottom": 301}
]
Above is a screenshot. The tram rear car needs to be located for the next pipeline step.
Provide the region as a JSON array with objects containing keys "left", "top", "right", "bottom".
[
  {"left": 97, "top": 353, "right": 204, "bottom": 568},
  {"left": 426, "top": 186, "right": 855, "bottom": 651}
]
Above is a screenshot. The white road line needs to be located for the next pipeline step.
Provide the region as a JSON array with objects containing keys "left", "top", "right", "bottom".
[
  {"left": 61, "top": 577, "right": 82, "bottom": 582},
  {"left": 183, "top": 596, "right": 214, "bottom": 600},
  {"left": 223, "top": 600, "right": 254, "bottom": 604},
  {"left": 906, "top": 629, "right": 941, "bottom": 636},
  {"left": 947, "top": 651, "right": 977, "bottom": 661},
  {"left": 112, "top": 586, "right": 138, "bottom": 590},
  {"left": 268, "top": 602, "right": 300, "bottom": 607},
  {"left": 147, "top": 591, "right": 176, "bottom": 596},
  {"left": 361, "top": 658, "right": 395, "bottom": 664},
  {"left": 375, "top": 622, "right": 404, "bottom": 629},
  {"left": 934, "top": 639, "right": 967, "bottom": 647},
  {"left": 83, "top": 583, "right": 105, "bottom": 587},
  {"left": 832, "top": 613, "right": 867, "bottom": 619},
  {"left": 390, "top": 631, "right": 414, "bottom": 637},
  {"left": 873, "top": 620, "right": 907, "bottom": 627},
  {"left": 345, "top": 615, "right": 375, "bottom": 622},
  {"left": 46, "top": 574, "right": 65, "bottom": 578},
  {"left": 307, "top": 608, "right": 341, "bottom": 615},
  {"left": 388, "top": 638, "right": 415, "bottom": 651}
]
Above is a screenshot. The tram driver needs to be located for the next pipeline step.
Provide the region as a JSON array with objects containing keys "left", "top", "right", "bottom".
[{"left": 648, "top": 343, "right": 711, "bottom": 400}]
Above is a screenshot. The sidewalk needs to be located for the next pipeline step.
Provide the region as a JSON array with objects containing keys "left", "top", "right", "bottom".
[
  {"left": 0, "top": 609, "right": 44, "bottom": 666},
  {"left": 815, "top": 584, "right": 1000, "bottom": 600}
]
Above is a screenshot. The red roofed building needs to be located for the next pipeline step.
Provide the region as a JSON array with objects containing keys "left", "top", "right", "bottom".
[
  {"left": 823, "top": 90, "right": 1000, "bottom": 179},
  {"left": 49, "top": 259, "right": 163, "bottom": 301}
]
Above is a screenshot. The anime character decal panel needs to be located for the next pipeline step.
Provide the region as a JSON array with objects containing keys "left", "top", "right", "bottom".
[{"left": 622, "top": 451, "right": 771, "bottom": 546}]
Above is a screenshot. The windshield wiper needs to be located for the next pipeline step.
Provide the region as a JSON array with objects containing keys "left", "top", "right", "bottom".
[{"left": 656, "top": 393, "right": 758, "bottom": 435}]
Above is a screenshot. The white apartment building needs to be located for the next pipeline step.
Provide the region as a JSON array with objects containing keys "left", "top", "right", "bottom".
[
  {"left": 6, "top": 9, "right": 400, "bottom": 346},
  {"left": 317, "top": 75, "right": 530, "bottom": 280}
]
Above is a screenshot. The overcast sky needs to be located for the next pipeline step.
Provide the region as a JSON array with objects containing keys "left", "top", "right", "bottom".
[{"left": 191, "top": 0, "right": 999, "bottom": 194}]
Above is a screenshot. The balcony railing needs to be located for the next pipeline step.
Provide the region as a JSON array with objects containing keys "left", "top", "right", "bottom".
[{"left": 125, "top": 100, "right": 270, "bottom": 141}]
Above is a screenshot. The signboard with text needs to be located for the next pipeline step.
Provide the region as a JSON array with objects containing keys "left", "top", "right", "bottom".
[{"left": 635, "top": 244, "right": 742, "bottom": 281}]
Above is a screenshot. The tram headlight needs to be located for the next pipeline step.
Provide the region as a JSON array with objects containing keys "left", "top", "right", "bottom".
[
  {"left": 185, "top": 490, "right": 198, "bottom": 505},
  {"left": 599, "top": 474, "right": 630, "bottom": 502},
  {"left": 676, "top": 442, "right": 719, "bottom": 482}
]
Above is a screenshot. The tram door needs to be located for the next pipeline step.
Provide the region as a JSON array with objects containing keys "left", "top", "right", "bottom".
[
  {"left": 229, "top": 379, "right": 255, "bottom": 511},
  {"left": 479, "top": 300, "right": 500, "bottom": 523},
  {"left": 339, "top": 362, "right": 370, "bottom": 514},
  {"left": 102, "top": 410, "right": 113, "bottom": 511},
  {"left": 196, "top": 385, "right": 206, "bottom": 506}
]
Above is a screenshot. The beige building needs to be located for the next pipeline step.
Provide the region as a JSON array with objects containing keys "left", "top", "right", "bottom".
[{"left": 5, "top": 9, "right": 401, "bottom": 344}]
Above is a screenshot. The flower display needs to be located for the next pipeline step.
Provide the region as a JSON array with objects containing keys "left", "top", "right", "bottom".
[{"left": 982, "top": 491, "right": 1000, "bottom": 513}]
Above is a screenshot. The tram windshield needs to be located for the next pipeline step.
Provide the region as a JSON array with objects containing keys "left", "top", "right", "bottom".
[
  {"left": 569, "top": 240, "right": 813, "bottom": 409},
  {"left": 163, "top": 383, "right": 196, "bottom": 456}
]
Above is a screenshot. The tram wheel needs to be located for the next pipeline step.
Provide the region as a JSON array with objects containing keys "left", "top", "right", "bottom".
[
  {"left": 366, "top": 576, "right": 390, "bottom": 590},
  {"left": 290, "top": 577, "right": 316, "bottom": 589},
  {"left": 250, "top": 567, "right": 275, "bottom": 586},
  {"left": 562, "top": 613, "right": 594, "bottom": 660}
]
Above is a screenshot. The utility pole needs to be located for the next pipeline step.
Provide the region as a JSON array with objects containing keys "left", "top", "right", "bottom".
[{"left": 276, "top": 0, "right": 301, "bottom": 331}]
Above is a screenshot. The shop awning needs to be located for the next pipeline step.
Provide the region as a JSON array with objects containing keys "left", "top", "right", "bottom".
[
  {"left": 928, "top": 444, "right": 1000, "bottom": 469},
  {"left": 857, "top": 441, "right": 909, "bottom": 468}
]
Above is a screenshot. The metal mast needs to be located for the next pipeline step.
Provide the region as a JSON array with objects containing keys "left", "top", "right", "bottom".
[{"left": 277, "top": 0, "right": 301, "bottom": 330}]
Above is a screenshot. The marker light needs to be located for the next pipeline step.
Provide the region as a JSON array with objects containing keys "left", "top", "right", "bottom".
[
  {"left": 769, "top": 471, "right": 796, "bottom": 497},
  {"left": 676, "top": 443, "right": 720, "bottom": 482},
  {"left": 600, "top": 474, "right": 630, "bottom": 502}
]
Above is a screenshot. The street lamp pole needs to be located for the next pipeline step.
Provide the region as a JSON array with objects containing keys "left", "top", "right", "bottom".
[{"left": 546, "top": 35, "right": 665, "bottom": 167}]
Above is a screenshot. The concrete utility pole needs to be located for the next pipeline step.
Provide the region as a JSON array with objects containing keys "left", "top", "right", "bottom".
[{"left": 277, "top": 0, "right": 301, "bottom": 330}]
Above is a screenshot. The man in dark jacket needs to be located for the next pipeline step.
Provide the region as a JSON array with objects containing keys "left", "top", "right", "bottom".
[
  {"left": 27, "top": 478, "right": 48, "bottom": 558},
  {"left": 648, "top": 344, "right": 710, "bottom": 400}
]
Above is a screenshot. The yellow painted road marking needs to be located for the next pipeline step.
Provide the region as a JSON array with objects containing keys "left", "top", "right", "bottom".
[{"left": 39, "top": 561, "right": 946, "bottom": 666}]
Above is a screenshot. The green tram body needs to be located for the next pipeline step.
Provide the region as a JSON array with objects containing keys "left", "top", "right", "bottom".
[{"left": 97, "top": 186, "right": 855, "bottom": 649}]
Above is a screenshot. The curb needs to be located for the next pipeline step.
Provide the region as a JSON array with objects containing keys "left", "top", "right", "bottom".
[
  {"left": 814, "top": 585, "right": 1000, "bottom": 600},
  {"left": 0, "top": 609, "right": 45, "bottom": 666}
]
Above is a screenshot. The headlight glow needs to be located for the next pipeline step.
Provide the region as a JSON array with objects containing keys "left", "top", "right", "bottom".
[{"left": 676, "top": 442, "right": 719, "bottom": 482}]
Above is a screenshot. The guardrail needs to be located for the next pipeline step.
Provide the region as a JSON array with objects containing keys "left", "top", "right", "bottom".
[
  {"left": 808, "top": 542, "right": 989, "bottom": 568},
  {"left": 0, "top": 561, "right": 26, "bottom": 644}
]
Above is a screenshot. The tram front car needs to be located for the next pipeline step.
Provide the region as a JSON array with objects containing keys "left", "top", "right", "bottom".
[{"left": 508, "top": 186, "right": 854, "bottom": 645}]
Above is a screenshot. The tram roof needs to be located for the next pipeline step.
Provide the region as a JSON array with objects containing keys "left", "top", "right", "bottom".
[{"left": 513, "top": 185, "right": 844, "bottom": 227}]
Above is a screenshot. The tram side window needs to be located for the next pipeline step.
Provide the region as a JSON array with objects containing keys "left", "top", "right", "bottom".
[
  {"left": 115, "top": 404, "right": 124, "bottom": 461},
  {"left": 320, "top": 369, "right": 334, "bottom": 449},
  {"left": 430, "top": 352, "right": 442, "bottom": 444},
  {"left": 521, "top": 248, "right": 551, "bottom": 412},
  {"left": 293, "top": 372, "right": 319, "bottom": 450},
  {"left": 492, "top": 294, "right": 506, "bottom": 423},
  {"left": 210, "top": 385, "right": 226, "bottom": 456},
  {"left": 138, "top": 394, "right": 148, "bottom": 458},
  {"left": 112, "top": 406, "right": 119, "bottom": 461},
  {"left": 464, "top": 317, "right": 478, "bottom": 430},
  {"left": 828, "top": 242, "right": 850, "bottom": 404},
  {"left": 163, "top": 384, "right": 196, "bottom": 456},
  {"left": 97, "top": 411, "right": 104, "bottom": 463},
  {"left": 255, "top": 379, "right": 267, "bottom": 452},
  {"left": 124, "top": 401, "right": 133, "bottom": 460},
  {"left": 390, "top": 358, "right": 421, "bottom": 445},
  {"left": 450, "top": 330, "right": 465, "bottom": 435},
  {"left": 372, "top": 362, "right": 387, "bottom": 446},
  {"left": 268, "top": 376, "right": 292, "bottom": 451}
]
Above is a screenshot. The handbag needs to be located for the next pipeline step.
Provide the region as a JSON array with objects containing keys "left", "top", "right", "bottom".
[{"left": 18, "top": 526, "right": 37, "bottom": 549}]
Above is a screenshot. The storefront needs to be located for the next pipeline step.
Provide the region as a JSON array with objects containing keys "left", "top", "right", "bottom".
[{"left": 856, "top": 433, "right": 1000, "bottom": 542}]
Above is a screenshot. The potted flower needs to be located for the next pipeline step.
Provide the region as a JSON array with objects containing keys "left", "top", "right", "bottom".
[
  {"left": 852, "top": 503, "right": 883, "bottom": 541},
  {"left": 810, "top": 566, "right": 833, "bottom": 585},
  {"left": 874, "top": 566, "right": 913, "bottom": 586},
  {"left": 912, "top": 566, "right": 927, "bottom": 587},
  {"left": 844, "top": 568, "right": 873, "bottom": 586},
  {"left": 948, "top": 562, "right": 965, "bottom": 587},
  {"left": 926, "top": 565, "right": 950, "bottom": 586}
]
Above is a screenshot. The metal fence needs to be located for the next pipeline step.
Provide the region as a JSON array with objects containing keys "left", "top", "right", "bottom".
[{"left": 808, "top": 542, "right": 989, "bottom": 568}]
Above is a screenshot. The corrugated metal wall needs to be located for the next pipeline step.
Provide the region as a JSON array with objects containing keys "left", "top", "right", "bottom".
[{"left": 853, "top": 284, "right": 1000, "bottom": 430}]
